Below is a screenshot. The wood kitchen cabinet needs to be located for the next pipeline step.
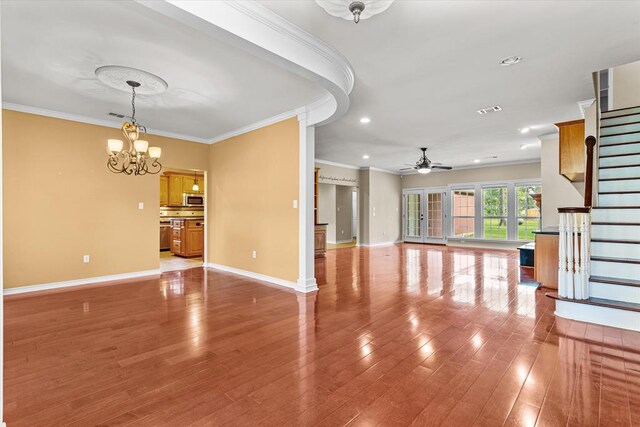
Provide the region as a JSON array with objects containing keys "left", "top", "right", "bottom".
[
  {"left": 168, "top": 175, "right": 184, "bottom": 206},
  {"left": 557, "top": 119, "right": 585, "bottom": 182},
  {"left": 170, "top": 219, "right": 204, "bottom": 257},
  {"left": 160, "top": 176, "right": 169, "bottom": 206}
]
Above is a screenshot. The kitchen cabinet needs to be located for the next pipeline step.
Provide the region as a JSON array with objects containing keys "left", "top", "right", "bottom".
[
  {"left": 160, "top": 176, "right": 169, "bottom": 206},
  {"left": 315, "top": 224, "right": 327, "bottom": 258},
  {"left": 557, "top": 119, "right": 585, "bottom": 182},
  {"left": 168, "top": 175, "right": 184, "bottom": 206},
  {"left": 170, "top": 218, "right": 204, "bottom": 257}
]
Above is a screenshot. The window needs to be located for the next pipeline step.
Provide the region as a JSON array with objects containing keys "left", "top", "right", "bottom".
[
  {"left": 482, "top": 187, "right": 508, "bottom": 239},
  {"left": 516, "top": 185, "right": 542, "bottom": 241},
  {"left": 452, "top": 189, "right": 475, "bottom": 238},
  {"left": 405, "top": 193, "right": 421, "bottom": 237}
]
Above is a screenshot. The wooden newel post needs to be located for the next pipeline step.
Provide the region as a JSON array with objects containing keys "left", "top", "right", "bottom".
[{"left": 584, "top": 135, "right": 596, "bottom": 208}]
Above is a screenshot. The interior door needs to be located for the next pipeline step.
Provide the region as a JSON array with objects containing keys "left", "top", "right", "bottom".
[{"left": 403, "top": 189, "right": 446, "bottom": 244}]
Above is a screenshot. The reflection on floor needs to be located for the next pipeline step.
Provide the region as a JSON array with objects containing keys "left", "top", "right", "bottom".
[
  {"left": 159, "top": 251, "right": 203, "bottom": 272},
  {"left": 5, "top": 243, "right": 639, "bottom": 425},
  {"left": 327, "top": 237, "right": 357, "bottom": 250}
]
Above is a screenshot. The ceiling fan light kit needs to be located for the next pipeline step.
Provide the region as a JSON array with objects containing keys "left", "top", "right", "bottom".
[{"left": 315, "top": 0, "right": 395, "bottom": 24}]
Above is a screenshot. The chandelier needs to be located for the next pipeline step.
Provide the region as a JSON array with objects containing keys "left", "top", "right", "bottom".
[
  {"left": 105, "top": 80, "right": 162, "bottom": 175},
  {"left": 315, "top": 0, "right": 394, "bottom": 24}
]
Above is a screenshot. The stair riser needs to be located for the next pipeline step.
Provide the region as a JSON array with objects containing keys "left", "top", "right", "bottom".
[
  {"left": 600, "top": 166, "right": 640, "bottom": 179},
  {"left": 592, "top": 208, "right": 640, "bottom": 223},
  {"left": 602, "top": 107, "right": 640, "bottom": 119},
  {"left": 599, "top": 193, "right": 640, "bottom": 206},
  {"left": 590, "top": 282, "right": 640, "bottom": 304},
  {"left": 601, "top": 114, "right": 640, "bottom": 127},
  {"left": 600, "top": 154, "right": 640, "bottom": 167},
  {"left": 555, "top": 300, "right": 640, "bottom": 331},
  {"left": 600, "top": 142, "right": 640, "bottom": 156},
  {"left": 601, "top": 133, "right": 640, "bottom": 146},
  {"left": 601, "top": 122, "right": 640, "bottom": 136},
  {"left": 599, "top": 179, "right": 640, "bottom": 192},
  {"left": 592, "top": 224, "right": 640, "bottom": 240},
  {"left": 591, "top": 260, "right": 640, "bottom": 280},
  {"left": 592, "top": 242, "right": 640, "bottom": 258}
]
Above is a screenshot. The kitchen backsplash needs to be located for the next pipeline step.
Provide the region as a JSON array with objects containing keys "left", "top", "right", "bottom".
[{"left": 160, "top": 206, "right": 204, "bottom": 218}]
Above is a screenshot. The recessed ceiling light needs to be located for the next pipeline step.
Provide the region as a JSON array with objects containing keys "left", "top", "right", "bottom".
[
  {"left": 473, "top": 159, "right": 480, "bottom": 163},
  {"left": 520, "top": 127, "right": 531, "bottom": 134},
  {"left": 360, "top": 117, "right": 371, "bottom": 124},
  {"left": 500, "top": 56, "right": 522, "bottom": 66},
  {"left": 362, "top": 154, "right": 370, "bottom": 159},
  {"left": 477, "top": 105, "right": 502, "bottom": 115}
]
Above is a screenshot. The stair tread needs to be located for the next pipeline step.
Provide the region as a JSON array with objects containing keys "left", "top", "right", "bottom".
[
  {"left": 600, "top": 164, "right": 640, "bottom": 169},
  {"left": 603, "top": 105, "right": 640, "bottom": 114},
  {"left": 598, "top": 177, "right": 640, "bottom": 182},
  {"left": 591, "top": 256, "right": 640, "bottom": 264},
  {"left": 590, "top": 275, "right": 640, "bottom": 287},
  {"left": 593, "top": 222, "right": 640, "bottom": 225},
  {"left": 592, "top": 238, "right": 640, "bottom": 244},
  {"left": 546, "top": 292, "right": 640, "bottom": 313},
  {"left": 599, "top": 190, "right": 640, "bottom": 194},
  {"left": 593, "top": 206, "right": 640, "bottom": 209},
  {"left": 601, "top": 120, "right": 640, "bottom": 129},
  {"left": 602, "top": 111, "right": 640, "bottom": 121},
  {"left": 600, "top": 140, "right": 640, "bottom": 147},
  {"left": 600, "top": 130, "right": 640, "bottom": 138},
  {"left": 600, "top": 152, "right": 640, "bottom": 158}
]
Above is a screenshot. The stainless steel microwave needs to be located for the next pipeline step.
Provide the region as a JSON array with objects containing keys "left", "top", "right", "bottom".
[{"left": 183, "top": 193, "right": 204, "bottom": 206}]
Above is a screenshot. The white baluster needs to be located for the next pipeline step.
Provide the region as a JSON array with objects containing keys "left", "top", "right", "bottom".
[
  {"left": 574, "top": 213, "right": 583, "bottom": 299},
  {"left": 558, "top": 213, "right": 567, "bottom": 297},
  {"left": 566, "top": 213, "right": 575, "bottom": 299}
]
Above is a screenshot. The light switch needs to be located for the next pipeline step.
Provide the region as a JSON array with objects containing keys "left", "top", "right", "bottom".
[
  {"left": 138, "top": 202, "right": 144, "bottom": 210},
  {"left": 293, "top": 200, "right": 298, "bottom": 209}
]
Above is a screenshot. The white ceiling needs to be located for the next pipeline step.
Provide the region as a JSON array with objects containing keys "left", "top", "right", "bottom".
[
  {"left": 0, "top": 0, "right": 326, "bottom": 141},
  {"left": 263, "top": 0, "right": 640, "bottom": 171}
]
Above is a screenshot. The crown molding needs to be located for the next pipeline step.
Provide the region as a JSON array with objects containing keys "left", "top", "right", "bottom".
[
  {"left": 362, "top": 166, "right": 401, "bottom": 175},
  {"left": 314, "top": 158, "right": 360, "bottom": 170},
  {"left": 578, "top": 98, "right": 596, "bottom": 118},
  {"left": 3, "top": 102, "right": 210, "bottom": 144},
  {"left": 398, "top": 158, "right": 541, "bottom": 175},
  {"left": 137, "top": 0, "right": 354, "bottom": 126}
]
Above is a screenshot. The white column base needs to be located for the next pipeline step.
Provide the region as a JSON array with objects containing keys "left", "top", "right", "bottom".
[{"left": 296, "top": 278, "right": 318, "bottom": 293}]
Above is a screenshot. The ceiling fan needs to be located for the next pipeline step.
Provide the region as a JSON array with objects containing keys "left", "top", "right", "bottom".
[{"left": 400, "top": 148, "right": 453, "bottom": 174}]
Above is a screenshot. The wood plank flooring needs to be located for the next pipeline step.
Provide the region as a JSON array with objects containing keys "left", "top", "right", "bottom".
[{"left": 5, "top": 243, "right": 640, "bottom": 426}]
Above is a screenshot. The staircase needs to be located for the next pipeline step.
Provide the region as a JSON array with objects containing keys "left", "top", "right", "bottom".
[{"left": 550, "top": 105, "right": 640, "bottom": 331}]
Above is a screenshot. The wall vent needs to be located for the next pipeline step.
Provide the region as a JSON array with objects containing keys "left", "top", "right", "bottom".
[{"left": 476, "top": 105, "right": 502, "bottom": 115}]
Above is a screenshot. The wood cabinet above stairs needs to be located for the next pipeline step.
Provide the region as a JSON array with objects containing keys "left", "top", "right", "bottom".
[{"left": 548, "top": 105, "right": 640, "bottom": 331}]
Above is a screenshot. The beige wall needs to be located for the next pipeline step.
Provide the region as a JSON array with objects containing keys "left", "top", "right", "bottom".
[
  {"left": 317, "top": 183, "right": 336, "bottom": 242},
  {"left": 367, "top": 169, "right": 402, "bottom": 244},
  {"left": 541, "top": 137, "right": 583, "bottom": 227},
  {"left": 612, "top": 61, "right": 640, "bottom": 110},
  {"left": 3, "top": 110, "right": 209, "bottom": 288},
  {"left": 316, "top": 162, "right": 359, "bottom": 186},
  {"left": 401, "top": 162, "right": 541, "bottom": 189},
  {"left": 207, "top": 118, "right": 299, "bottom": 283},
  {"left": 358, "top": 169, "right": 370, "bottom": 244},
  {"left": 335, "top": 185, "right": 353, "bottom": 242}
]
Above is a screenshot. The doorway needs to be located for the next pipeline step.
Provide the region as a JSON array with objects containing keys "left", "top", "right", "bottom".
[{"left": 402, "top": 188, "right": 446, "bottom": 244}]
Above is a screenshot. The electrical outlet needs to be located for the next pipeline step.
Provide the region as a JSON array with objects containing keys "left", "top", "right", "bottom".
[
  {"left": 83, "top": 255, "right": 90, "bottom": 263},
  {"left": 138, "top": 202, "right": 144, "bottom": 210},
  {"left": 293, "top": 200, "right": 298, "bottom": 209},
  {"left": 252, "top": 250, "right": 257, "bottom": 259}
]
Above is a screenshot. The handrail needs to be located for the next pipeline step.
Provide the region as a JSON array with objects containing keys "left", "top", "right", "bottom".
[{"left": 584, "top": 135, "right": 597, "bottom": 208}]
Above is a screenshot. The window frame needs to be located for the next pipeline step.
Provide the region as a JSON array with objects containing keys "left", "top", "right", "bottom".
[
  {"left": 451, "top": 188, "right": 476, "bottom": 239},
  {"left": 515, "top": 184, "right": 542, "bottom": 241},
  {"left": 481, "top": 185, "right": 509, "bottom": 240}
]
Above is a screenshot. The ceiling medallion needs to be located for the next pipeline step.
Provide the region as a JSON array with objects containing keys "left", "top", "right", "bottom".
[
  {"left": 315, "top": 0, "right": 394, "bottom": 24},
  {"left": 98, "top": 66, "right": 165, "bottom": 176}
]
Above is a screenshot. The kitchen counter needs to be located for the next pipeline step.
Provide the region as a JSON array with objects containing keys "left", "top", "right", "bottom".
[{"left": 533, "top": 227, "right": 559, "bottom": 235}]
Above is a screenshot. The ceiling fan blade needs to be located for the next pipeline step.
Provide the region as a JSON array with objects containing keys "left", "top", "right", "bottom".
[
  {"left": 431, "top": 162, "right": 442, "bottom": 166},
  {"left": 431, "top": 165, "right": 453, "bottom": 170},
  {"left": 399, "top": 167, "right": 415, "bottom": 171}
]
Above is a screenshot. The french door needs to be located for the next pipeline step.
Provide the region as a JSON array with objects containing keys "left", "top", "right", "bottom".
[{"left": 403, "top": 189, "right": 446, "bottom": 244}]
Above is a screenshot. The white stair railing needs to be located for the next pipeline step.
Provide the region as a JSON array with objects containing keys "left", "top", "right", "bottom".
[{"left": 558, "top": 208, "right": 591, "bottom": 299}]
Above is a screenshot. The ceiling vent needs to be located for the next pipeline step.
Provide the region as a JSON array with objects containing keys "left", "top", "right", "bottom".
[
  {"left": 477, "top": 105, "right": 502, "bottom": 115},
  {"left": 108, "top": 112, "right": 126, "bottom": 119}
]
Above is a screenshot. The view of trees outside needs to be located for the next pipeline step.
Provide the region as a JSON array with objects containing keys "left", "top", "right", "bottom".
[
  {"left": 517, "top": 185, "right": 542, "bottom": 240},
  {"left": 483, "top": 187, "right": 508, "bottom": 239}
]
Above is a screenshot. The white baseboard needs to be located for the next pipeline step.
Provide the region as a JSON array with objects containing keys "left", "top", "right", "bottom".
[
  {"left": 4, "top": 269, "right": 162, "bottom": 296},
  {"left": 335, "top": 239, "right": 353, "bottom": 244},
  {"left": 206, "top": 263, "right": 316, "bottom": 293},
  {"left": 327, "top": 240, "right": 337, "bottom": 244},
  {"left": 555, "top": 300, "right": 640, "bottom": 332},
  {"left": 357, "top": 240, "right": 401, "bottom": 247}
]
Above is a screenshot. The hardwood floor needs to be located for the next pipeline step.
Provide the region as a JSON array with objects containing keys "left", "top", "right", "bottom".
[{"left": 5, "top": 243, "right": 640, "bottom": 426}]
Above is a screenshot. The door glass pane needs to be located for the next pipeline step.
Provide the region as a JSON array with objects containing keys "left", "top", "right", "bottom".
[
  {"left": 405, "top": 193, "right": 421, "bottom": 238},
  {"left": 426, "top": 192, "right": 443, "bottom": 238}
]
